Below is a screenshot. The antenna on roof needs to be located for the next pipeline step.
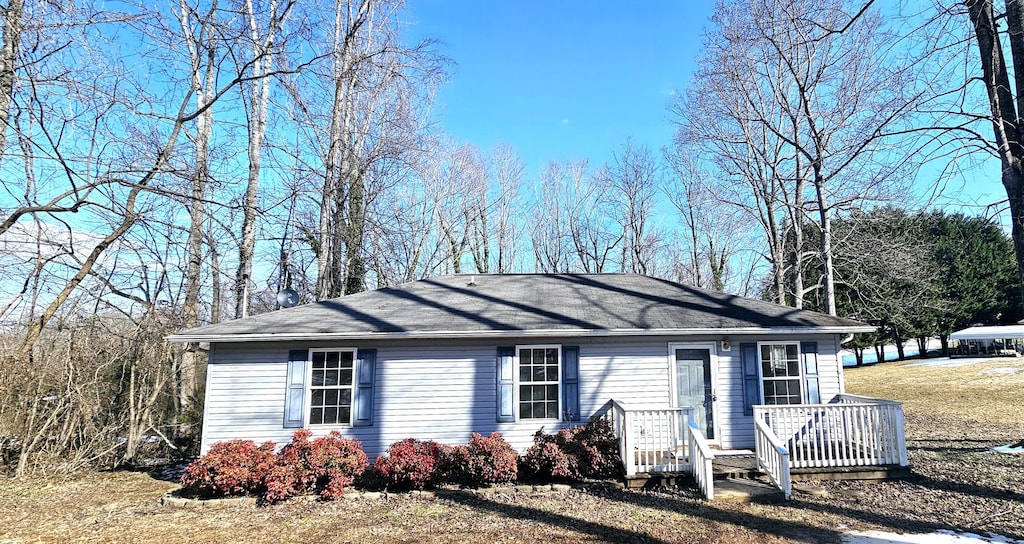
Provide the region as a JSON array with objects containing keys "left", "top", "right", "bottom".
[{"left": 277, "top": 288, "right": 300, "bottom": 308}]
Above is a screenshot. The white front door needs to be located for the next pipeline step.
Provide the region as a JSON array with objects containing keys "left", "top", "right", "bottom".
[{"left": 673, "top": 345, "right": 715, "bottom": 440}]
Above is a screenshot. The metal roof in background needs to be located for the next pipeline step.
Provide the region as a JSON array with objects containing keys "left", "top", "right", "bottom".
[{"left": 949, "top": 325, "right": 1024, "bottom": 340}]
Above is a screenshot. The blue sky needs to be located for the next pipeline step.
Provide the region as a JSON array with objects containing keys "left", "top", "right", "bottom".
[
  {"left": 404, "top": 1, "right": 1008, "bottom": 224},
  {"left": 405, "top": 1, "right": 715, "bottom": 174}
]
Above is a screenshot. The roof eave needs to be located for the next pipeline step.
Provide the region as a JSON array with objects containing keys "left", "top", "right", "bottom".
[{"left": 166, "top": 325, "right": 875, "bottom": 344}]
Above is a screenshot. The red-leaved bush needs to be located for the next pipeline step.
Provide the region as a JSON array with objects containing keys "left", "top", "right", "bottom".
[
  {"left": 448, "top": 432, "right": 518, "bottom": 485},
  {"left": 373, "top": 438, "right": 449, "bottom": 490},
  {"left": 179, "top": 439, "right": 276, "bottom": 498},
  {"left": 520, "top": 417, "right": 622, "bottom": 481},
  {"left": 264, "top": 429, "right": 368, "bottom": 502},
  {"left": 180, "top": 430, "right": 367, "bottom": 502}
]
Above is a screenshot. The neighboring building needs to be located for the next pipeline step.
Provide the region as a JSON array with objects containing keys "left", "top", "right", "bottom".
[{"left": 949, "top": 324, "right": 1024, "bottom": 356}]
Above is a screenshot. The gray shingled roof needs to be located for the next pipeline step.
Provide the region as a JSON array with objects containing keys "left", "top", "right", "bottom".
[{"left": 167, "top": 274, "right": 872, "bottom": 342}]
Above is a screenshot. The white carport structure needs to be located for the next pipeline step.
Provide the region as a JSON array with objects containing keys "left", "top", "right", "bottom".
[{"left": 949, "top": 325, "right": 1024, "bottom": 356}]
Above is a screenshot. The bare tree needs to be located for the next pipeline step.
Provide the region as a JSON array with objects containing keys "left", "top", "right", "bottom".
[
  {"left": 664, "top": 147, "right": 749, "bottom": 291},
  {"left": 233, "top": 0, "right": 296, "bottom": 318},
  {"left": 418, "top": 140, "right": 487, "bottom": 274},
  {"left": 604, "top": 141, "right": 661, "bottom": 275},
  {"left": 291, "top": 0, "right": 443, "bottom": 298},
  {"left": 488, "top": 143, "right": 525, "bottom": 273},
  {"left": 530, "top": 162, "right": 573, "bottom": 273},
  {"left": 675, "top": 0, "right": 927, "bottom": 313}
]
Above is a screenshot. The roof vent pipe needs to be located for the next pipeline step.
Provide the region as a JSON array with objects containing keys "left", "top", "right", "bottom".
[{"left": 468, "top": 275, "right": 477, "bottom": 287}]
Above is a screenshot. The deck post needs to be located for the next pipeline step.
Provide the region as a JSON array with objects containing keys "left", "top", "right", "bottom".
[
  {"left": 623, "top": 409, "right": 636, "bottom": 477},
  {"left": 894, "top": 403, "right": 908, "bottom": 467}
]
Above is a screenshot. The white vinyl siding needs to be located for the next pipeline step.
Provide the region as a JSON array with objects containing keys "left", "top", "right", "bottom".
[{"left": 199, "top": 334, "right": 847, "bottom": 457}]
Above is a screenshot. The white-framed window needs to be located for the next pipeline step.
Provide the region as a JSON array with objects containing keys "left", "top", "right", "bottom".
[
  {"left": 516, "top": 345, "right": 561, "bottom": 420},
  {"left": 308, "top": 348, "right": 356, "bottom": 425},
  {"left": 758, "top": 342, "right": 802, "bottom": 405}
]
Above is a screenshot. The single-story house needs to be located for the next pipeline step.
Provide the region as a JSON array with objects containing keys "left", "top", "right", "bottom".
[
  {"left": 949, "top": 324, "right": 1024, "bottom": 356},
  {"left": 169, "top": 274, "right": 907, "bottom": 499}
]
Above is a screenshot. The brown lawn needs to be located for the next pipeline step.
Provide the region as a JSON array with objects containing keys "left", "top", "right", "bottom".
[{"left": 1, "top": 357, "right": 1022, "bottom": 543}]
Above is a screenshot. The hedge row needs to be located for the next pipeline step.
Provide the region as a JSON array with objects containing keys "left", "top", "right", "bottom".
[{"left": 179, "top": 418, "right": 622, "bottom": 501}]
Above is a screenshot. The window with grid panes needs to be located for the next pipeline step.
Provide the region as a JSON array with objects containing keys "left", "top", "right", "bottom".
[
  {"left": 759, "top": 343, "right": 802, "bottom": 404},
  {"left": 518, "top": 346, "right": 560, "bottom": 419},
  {"left": 309, "top": 349, "right": 355, "bottom": 425}
]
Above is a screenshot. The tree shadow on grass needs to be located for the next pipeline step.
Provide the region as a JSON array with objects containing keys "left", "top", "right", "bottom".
[
  {"left": 441, "top": 488, "right": 848, "bottom": 544},
  {"left": 593, "top": 487, "right": 913, "bottom": 543},
  {"left": 904, "top": 472, "right": 1024, "bottom": 504},
  {"left": 908, "top": 438, "right": 1016, "bottom": 454},
  {"left": 590, "top": 482, "right": 1014, "bottom": 542},
  {"left": 795, "top": 488, "right": 1024, "bottom": 541}
]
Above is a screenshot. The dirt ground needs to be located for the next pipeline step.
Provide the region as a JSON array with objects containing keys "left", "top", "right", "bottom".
[{"left": 1, "top": 357, "right": 1022, "bottom": 544}]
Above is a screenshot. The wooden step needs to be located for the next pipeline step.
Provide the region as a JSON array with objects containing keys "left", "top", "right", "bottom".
[
  {"left": 711, "top": 477, "right": 785, "bottom": 503},
  {"left": 712, "top": 454, "right": 760, "bottom": 480},
  {"left": 624, "top": 471, "right": 692, "bottom": 489}
]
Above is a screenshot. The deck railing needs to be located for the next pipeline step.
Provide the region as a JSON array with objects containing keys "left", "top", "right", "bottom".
[
  {"left": 755, "top": 395, "right": 908, "bottom": 469},
  {"left": 602, "top": 400, "right": 694, "bottom": 477},
  {"left": 688, "top": 417, "right": 715, "bottom": 500},
  {"left": 753, "top": 417, "right": 791, "bottom": 500}
]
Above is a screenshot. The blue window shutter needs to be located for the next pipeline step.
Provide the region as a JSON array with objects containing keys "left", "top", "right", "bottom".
[
  {"left": 284, "top": 349, "right": 308, "bottom": 428},
  {"left": 562, "top": 346, "right": 580, "bottom": 421},
  {"left": 496, "top": 346, "right": 515, "bottom": 423},
  {"left": 740, "top": 343, "right": 759, "bottom": 416},
  {"left": 801, "top": 341, "right": 820, "bottom": 404},
  {"left": 353, "top": 349, "right": 376, "bottom": 427}
]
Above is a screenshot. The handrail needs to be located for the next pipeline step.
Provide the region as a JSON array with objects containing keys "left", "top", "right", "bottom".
[
  {"left": 688, "top": 417, "right": 715, "bottom": 501},
  {"left": 833, "top": 393, "right": 901, "bottom": 405},
  {"left": 602, "top": 400, "right": 634, "bottom": 477},
  {"left": 753, "top": 416, "right": 791, "bottom": 500},
  {"left": 755, "top": 398, "right": 908, "bottom": 468},
  {"left": 604, "top": 400, "right": 692, "bottom": 477}
]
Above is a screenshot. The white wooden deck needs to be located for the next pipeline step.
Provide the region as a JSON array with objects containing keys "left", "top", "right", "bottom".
[{"left": 603, "top": 394, "right": 909, "bottom": 501}]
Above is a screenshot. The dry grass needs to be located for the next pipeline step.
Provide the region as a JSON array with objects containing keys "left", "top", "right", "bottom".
[
  {"left": 1, "top": 357, "right": 1023, "bottom": 543},
  {"left": 844, "top": 357, "right": 1024, "bottom": 427}
]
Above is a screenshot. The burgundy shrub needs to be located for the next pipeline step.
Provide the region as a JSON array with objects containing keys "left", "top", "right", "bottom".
[
  {"left": 263, "top": 429, "right": 368, "bottom": 502},
  {"left": 520, "top": 418, "right": 622, "bottom": 482},
  {"left": 179, "top": 439, "right": 276, "bottom": 498},
  {"left": 449, "top": 432, "right": 518, "bottom": 486},
  {"left": 373, "top": 438, "right": 449, "bottom": 490}
]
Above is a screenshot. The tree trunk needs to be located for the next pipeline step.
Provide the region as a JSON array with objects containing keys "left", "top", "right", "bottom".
[
  {"left": 343, "top": 168, "right": 366, "bottom": 295},
  {"left": 814, "top": 169, "right": 837, "bottom": 316},
  {"left": 179, "top": 0, "right": 218, "bottom": 413},
  {"left": 207, "top": 221, "right": 222, "bottom": 324},
  {"left": 235, "top": 0, "right": 290, "bottom": 317},
  {"left": 967, "top": 0, "right": 1024, "bottom": 313},
  {"left": 0, "top": 0, "right": 23, "bottom": 167}
]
